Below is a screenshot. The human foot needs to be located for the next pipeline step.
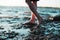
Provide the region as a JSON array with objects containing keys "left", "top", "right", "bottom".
[{"left": 23, "top": 21, "right": 37, "bottom": 26}]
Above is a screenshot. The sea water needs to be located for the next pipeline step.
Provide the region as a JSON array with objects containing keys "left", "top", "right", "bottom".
[{"left": 0, "top": 6, "right": 60, "bottom": 40}]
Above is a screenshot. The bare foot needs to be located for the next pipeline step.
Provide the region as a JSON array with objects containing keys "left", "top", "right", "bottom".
[{"left": 23, "top": 21, "right": 37, "bottom": 26}]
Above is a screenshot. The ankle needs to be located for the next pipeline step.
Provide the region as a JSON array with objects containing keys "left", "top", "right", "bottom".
[{"left": 30, "top": 19, "right": 35, "bottom": 23}]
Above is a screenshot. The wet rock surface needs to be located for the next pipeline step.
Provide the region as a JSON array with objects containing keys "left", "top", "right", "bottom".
[
  {"left": 0, "top": 7, "right": 60, "bottom": 40},
  {"left": 23, "top": 20, "right": 60, "bottom": 40},
  {"left": 0, "top": 17, "right": 60, "bottom": 40},
  {"left": 0, "top": 31, "right": 19, "bottom": 40}
]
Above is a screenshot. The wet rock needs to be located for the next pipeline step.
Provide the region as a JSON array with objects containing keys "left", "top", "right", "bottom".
[
  {"left": 0, "top": 27, "right": 4, "bottom": 29},
  {"left": 0, "top": 36, "right": 7, "bottom": 40},
  {"left": 16, "top": 26, "right": 22, "bottom": 29},
  {"left": 53, "top": 15, "right": 60, "bottom": 21},
  {"left": 23, "top": 17, "right": 30, "bottom": 20},
  {"left": 5, "top": 31, "right": 18, "bottom": 39}
]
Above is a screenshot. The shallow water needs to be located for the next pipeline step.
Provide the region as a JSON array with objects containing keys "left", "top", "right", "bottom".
[{"left": 0, "top": 7, "right": 60, "bottom": 40}]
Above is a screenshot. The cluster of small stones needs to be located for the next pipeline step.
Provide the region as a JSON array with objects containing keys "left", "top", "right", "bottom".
[{"left": 0, "top": 30, "right": 19, "bottom": 40}]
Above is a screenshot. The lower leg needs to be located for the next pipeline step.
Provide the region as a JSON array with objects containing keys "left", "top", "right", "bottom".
[
  {"left": 26, "top": 0, "right": 42, "bottom": 25},
  {"left": 23, "top": 1, "right": 37, "bottom": 25},
  {"left": 30, "top": 12, "right": 35, "bottom": 23},
  {"left": 30, "top": 1, "right": 37, "bottom": 23}
]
